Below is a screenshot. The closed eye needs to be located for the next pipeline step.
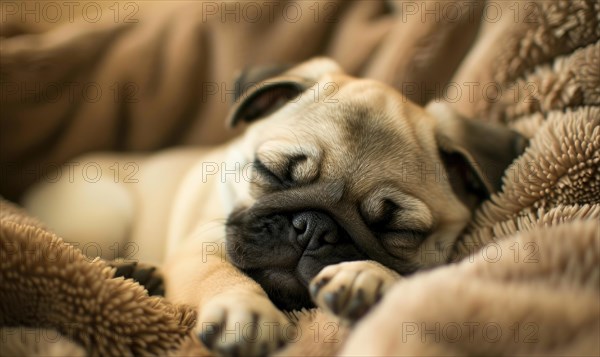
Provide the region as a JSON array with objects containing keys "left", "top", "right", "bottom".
[
  {"left": 253, "top": 159, "right": 282, "bottom": 186},
  {"left": 253, "top": 154, "right": 307, "bottom": 188},
  {"left": 368, "top": 199, "right": 399, "bottom": 232},
  {"left": 367, "top": 200, "right": 427, "bottom": 247},
  {"left": 361, "top": 188, "right": 434, "bottom": 242},
  {"left": 282, "top": 154, "right": 307, "bottom": 183}
]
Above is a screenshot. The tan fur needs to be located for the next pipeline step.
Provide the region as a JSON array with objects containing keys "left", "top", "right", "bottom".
[{"left": 22, "top": 57, "right": 524, "bottom": 356}]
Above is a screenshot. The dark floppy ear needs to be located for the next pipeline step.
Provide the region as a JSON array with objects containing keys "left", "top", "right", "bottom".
[
  {"left": 227, "top": 57, "right": 343, "bottom": 127},
  {"left": 227, "top": 63, "right": 302, "bottom": 127},
  {"left": 232, "top": 64, "right": 294, "bottom": 103},
  {"left": 427, "top": 102, "right": 528, "bottom": 205},
  {"left": 227, "top": 77, "right": 309, "bottom": 128}
]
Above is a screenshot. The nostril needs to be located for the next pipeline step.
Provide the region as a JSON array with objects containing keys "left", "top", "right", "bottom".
[{"left": 322, "top": 231, "right": 338, "bottom": 244}]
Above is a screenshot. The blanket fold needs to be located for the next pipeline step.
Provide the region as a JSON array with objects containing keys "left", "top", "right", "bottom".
[{"left": 0, "top": 200, "right": 196, "bottom": 356}]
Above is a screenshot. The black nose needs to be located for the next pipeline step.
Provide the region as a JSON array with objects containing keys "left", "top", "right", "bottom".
[{"left": 292, "top": 211, "right": 339, "bottom": 250}]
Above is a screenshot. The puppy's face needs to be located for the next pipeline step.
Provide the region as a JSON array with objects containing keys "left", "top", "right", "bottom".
[{"left": 224, "top": 59, "right": 525, "bottom": 310}]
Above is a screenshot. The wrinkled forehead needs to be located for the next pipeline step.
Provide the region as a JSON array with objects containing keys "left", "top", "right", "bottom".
[
  {"left": 265, "top": 79, "right": 416, "bottom": 133},
  {"left": 308, "top": 80, "right": 441, "bottom": 193},
  {"left": 246, "top": 76, "right": 436, "bottom": 162},
  {"left": 317, "top": 82, "right": 431, "bottom": 156}
]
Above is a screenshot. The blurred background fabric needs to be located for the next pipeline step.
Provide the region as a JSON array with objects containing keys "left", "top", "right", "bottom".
[{"left": 1, "top": 0, "right": 482, "bottom": 200}]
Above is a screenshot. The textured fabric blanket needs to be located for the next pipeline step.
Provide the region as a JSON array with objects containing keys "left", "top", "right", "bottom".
[
  {"left": 0, "top": 199, "right": 197, "bottom": 356},
  {"left": 1, "top": 0, "right": 598, "bottom": 356}
]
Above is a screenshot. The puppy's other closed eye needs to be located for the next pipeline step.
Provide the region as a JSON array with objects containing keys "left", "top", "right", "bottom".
[
  {"left": 362, "top": 199, "right": 426, "bottom": 252},
  {"left": 360, "top": 189, "right": 433, "bottom": 237},
  {"left": 366, "top": 199, "right": 399, "bottom": 232}
]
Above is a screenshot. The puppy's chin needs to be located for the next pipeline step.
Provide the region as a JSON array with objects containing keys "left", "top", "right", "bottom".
[
  {"left": 226, "top": 238, "right": 325, "bottom": 311},
  {"left": 243, "top": 268, "right": 314, "bottom": 311}
]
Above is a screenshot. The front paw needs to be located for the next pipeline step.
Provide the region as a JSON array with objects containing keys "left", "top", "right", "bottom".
[
  {"left": 309, "top": 261, "right": 400, "bottom": 321},
  {"left": 197, "top": 292, "right": 290, "bottom": 357}
]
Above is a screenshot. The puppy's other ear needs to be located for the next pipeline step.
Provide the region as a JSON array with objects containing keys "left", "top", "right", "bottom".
[
  {"left": 427, "top": 102, "right": 528, "bottom": 206},
  {"left": 227, "top": 57, "right": 343, "bottom": 127}
]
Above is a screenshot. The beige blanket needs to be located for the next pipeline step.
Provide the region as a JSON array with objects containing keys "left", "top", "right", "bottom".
[{"left": 1, "top": 0, "right": 598, "bottom": 355}]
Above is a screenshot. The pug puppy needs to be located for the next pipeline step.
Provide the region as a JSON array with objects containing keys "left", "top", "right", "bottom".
[{"left": 23, "top": 58, "right": 525, "bottom": 357}]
